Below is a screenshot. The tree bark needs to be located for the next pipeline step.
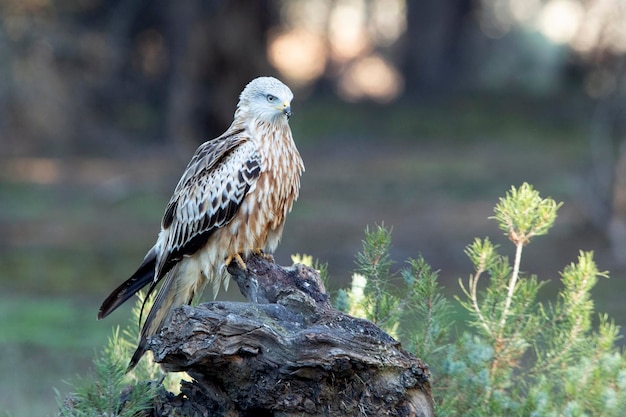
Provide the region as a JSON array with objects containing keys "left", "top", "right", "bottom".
[{"left": 147, "top": 254, "right": 435, "bottom": 417}]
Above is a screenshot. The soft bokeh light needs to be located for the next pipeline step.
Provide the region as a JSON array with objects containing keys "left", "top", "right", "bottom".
[
  {"left": 328, "top": 0, "right": 370, "bottom": 61},
  {"left": 281, "top": 0, "right": 332, "bottom": 34},
  {"left": 537, "top": 0, "right": 583, "bottom": 44},
  {"left": 368, "top": 0, "right": 406, "bottom": 46},
  {"left": 478, "top": 0, "right": 626, "bottom": 56},
  {"left": 337, "top": 55, "right": 403, "bottom": 103},
  {"left": 572, "top": 0, "right": 626, "bottom": 54},
  {"left": 508, "top": 0, "right": 542, "bottom": 23},
  {"left": 269, "top": 0, "right": 405, "bottom": 101},
  {"left": 268, "top": 28, "right": 327, "bottom": 86}
]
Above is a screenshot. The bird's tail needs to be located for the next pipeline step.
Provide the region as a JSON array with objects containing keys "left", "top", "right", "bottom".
[
  {"left": 127, "top": 258, "right": 206, "bottom": 371},
  {"left": 98, "top": 247, "right": 157, "bottom": 320}
]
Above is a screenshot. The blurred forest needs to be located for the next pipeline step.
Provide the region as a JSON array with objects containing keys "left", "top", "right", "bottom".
[{"left": 2, "top": 0, "right": 626, "bottom": 416}]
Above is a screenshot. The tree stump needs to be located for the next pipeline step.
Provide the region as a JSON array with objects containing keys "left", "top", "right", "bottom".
[{"left": 148, "top": 254, "right": 435, "bottom": 417}]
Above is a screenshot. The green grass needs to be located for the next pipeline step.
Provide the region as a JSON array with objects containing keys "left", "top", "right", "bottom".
[
  {"left": 0, "top": 296, "right": 125, "bottom": 348},
  {"left": 2, "top": 246, "right": 146, "bottom": 294},
  {"left": 0, "top": 296, "right": 129, "bottom": 417}
]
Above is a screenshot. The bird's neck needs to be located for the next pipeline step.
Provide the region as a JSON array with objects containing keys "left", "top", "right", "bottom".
[{"left": 230, "top": 108, "right": 290, "bottom": 139}]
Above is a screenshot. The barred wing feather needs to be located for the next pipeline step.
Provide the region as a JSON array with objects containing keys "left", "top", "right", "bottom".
[{"left": 155, "top": 136, "right": 261, "bottom": 282}]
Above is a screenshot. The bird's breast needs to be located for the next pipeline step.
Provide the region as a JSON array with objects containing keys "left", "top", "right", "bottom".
[{"left": 237, "top": 123, "right": 304, "bottom": 254}]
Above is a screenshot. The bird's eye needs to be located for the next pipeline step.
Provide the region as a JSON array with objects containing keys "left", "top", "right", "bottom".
[{"left": 266, "top": 94, "right": 277, "bottom": 103}]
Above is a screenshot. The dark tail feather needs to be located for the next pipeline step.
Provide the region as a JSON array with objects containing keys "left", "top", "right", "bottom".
[
  {"left": 97, "top": 248, "right": 157, "bottom": 320},
  {"left": 126, "top": 261, "right": 194, "bottom": 371},
  {"left": 125, "top": 268, "right": 178, "bottom": 371}
]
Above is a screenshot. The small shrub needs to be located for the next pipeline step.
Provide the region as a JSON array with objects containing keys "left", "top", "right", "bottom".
[{"left": 340, "top": 183, "right": 626, "bottom": 416}]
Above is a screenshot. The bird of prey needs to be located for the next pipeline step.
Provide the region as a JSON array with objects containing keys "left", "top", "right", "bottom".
[{"left": 97, "top": 76, "right": 304, "bottom": 370}]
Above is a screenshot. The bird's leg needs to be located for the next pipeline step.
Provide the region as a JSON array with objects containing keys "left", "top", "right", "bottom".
[
  {"left": 253, "top": 248, "right": 274, "bottom": 263},
  {"left": 225, "top": 253, "right": 247, "bottom": 270}
]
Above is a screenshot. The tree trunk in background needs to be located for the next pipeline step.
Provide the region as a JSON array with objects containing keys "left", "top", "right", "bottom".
[
  {"left": 585, "top": 57, "right": 626, "bottom": 265},
  {"left": 164, "top": 1, "right": 199, "bottom": 153},
  {"left": 165, "top": 0, "right": 278, "bottom": 150},
  {"left": 401, "top": 0, "right": 472, "bottom": 96}
]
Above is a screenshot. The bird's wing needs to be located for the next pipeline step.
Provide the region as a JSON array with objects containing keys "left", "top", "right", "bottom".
[
  {"left": 155, "top": 130, "right": 261, "bottom": 281},
  {"left": 97, "top": 130, "right": 260, "bottom": 322},
  {"left": 130, "top": 131, "right": 262, "bottom": 369}
]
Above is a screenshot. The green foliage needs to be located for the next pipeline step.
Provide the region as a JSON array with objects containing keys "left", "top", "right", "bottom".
[
  {"left": 339, "top": 183, "right": 626, "bottom": 417},
  {"left": 492, "top": 182, "right": 562, "bottom": 245},
  {"left": 338, "top": 224, "right": 453, "bottom": 352},
  {"left": 56, "top": 292, "right": 181, "bottom": 416},
  {"left": 401, "top": 256, "right": 453, "bottom": 358},
  {"left": 56, "top": 327, "right": 154, "bottom": 417},
  {"left": 352, "top": 225, "right": 402, "bottom": 333}
]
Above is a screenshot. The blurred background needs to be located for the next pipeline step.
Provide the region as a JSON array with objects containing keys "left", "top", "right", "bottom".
[{"left": 2, "top": 0, "right": 626, "bottom": 415}]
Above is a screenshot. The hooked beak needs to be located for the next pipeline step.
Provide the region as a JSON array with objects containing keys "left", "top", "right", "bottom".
[{"left": 282, "top": 102, "right": 292, "bottom": 119}]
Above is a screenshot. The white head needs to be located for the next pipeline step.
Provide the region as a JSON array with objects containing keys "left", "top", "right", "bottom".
[{"left": 238, "top": 77, "right": 293, "bottom": 123}]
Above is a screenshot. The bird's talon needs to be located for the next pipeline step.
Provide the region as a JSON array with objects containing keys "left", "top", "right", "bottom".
[
  {"left": 253, "top": 249, "right": 274, "bottom": 262},
  {"left": 226, "top": 253, "right": 247, "bottom": 270}
]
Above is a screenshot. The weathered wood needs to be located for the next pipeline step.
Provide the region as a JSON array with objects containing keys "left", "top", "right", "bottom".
[{"left": 147, "top": 254, "right": 435, "bottom": 417}]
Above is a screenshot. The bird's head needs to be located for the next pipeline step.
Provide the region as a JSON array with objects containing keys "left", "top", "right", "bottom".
[{"left": 238, "top": 76, "right": 293, "bottom": 123}]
